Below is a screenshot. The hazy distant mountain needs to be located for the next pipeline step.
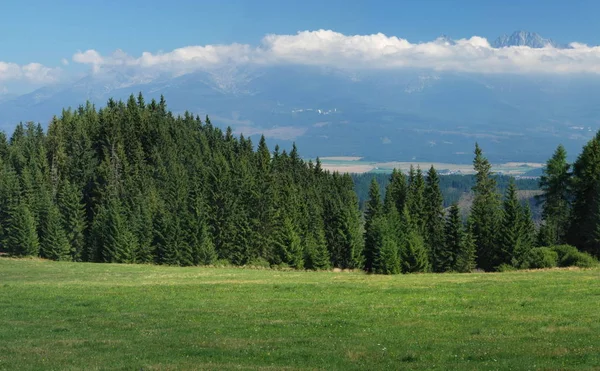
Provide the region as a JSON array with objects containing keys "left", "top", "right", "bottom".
[
  {"left": 492, "top": 30, "right": 565, "bottom": 48},
  {"left": 0, "top": 31, "right": 596, "bottom": 164}
]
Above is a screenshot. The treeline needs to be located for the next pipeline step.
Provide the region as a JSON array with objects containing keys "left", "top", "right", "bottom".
[
  {"left": 0, "top": 94, "right": 597, "bottom": 273},
  {"left": 361, "top": 143, "right": 597, "bottom": 273},
  {"left": 0, "top": 95, "right": 363, "bottom": 269},
  {"left": 353, "top": 173, "right": 539, "bottom": 210}
]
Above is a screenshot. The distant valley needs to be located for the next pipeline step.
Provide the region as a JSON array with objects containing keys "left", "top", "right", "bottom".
[{"left": 1, "top": 31, "right": 598, "bottom": 164}]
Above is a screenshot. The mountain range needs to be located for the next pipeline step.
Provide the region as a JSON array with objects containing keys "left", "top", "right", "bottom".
[{"left": 0, "top": 31, "right": 597, "bottom": 164}]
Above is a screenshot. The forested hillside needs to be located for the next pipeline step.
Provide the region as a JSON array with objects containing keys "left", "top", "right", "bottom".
[
  {"left": 0, "top": 94, "right": 362, "bottom": 269},
  {"left": 0, "top": 94, "right": 597, "bottom": 272}
]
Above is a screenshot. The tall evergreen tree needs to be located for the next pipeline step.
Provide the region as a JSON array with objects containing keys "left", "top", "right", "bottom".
[
  {"left": 423, "top": 166, "right": 445, "bottom": 271},
  {"left": 399, "top": 206, "right": 430, "bottom": 273},
  {"left": 456, "top": 222, "right": 477, "bottom": 273},
  {"left": 7, "top": 202, "right": 39, "bottom": 257},
  {"left": 499, "top": 180, "right": 524, "bottom": 267},
  {"left": 442, "top": 204, "right": 463, "bottom": 272},
  {"left": 371, "top": 215, "right": 401, "bottom": 275},
  {"left": 568, "top": 134, "right": 600, "bottom": 257},
  {"left": 470, "top": 143, "right": 501, "bottom": 271},
  {"left": 57, "top": 180, "right": 86, "bottom": 261},
  {"left": 364, "top": 178, "right": 382, "bottom": 271},
  {"left": 407, "top": 166, "right": 426, "bottom": 234},
  {"left": 538, "top": 145, "right": 571, "bottom": 245},
  {"left": 40, "top": 202, "right": 70, "bottom": 261}
]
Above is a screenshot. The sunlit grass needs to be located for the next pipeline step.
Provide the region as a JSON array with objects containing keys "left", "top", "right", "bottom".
[{"left": 1, "top": 258, "right": 598, "bottom": 370}]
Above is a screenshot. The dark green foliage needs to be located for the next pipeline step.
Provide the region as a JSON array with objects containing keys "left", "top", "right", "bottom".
[
  {"left": 57, "top": 180, "right": 86, "bottom": 261},
  {"left": 519, "top": 247, "right": 558, "bottom": 269},
  {"left": 407, "top": 166, "right": 426, "bottom": 234},
  {"left": 498, "top": 180, "right": 535, "bottom": 268},
  {"left": 550, "top": 245, "right": 598, "bottom": 268},
  {"left": 456, "top": 224, "right": 477, "bottom": 273},
  {"left": 40, "top": 203, "right": 70, "bottom": 261},
  {"left": 470, "top": 143, "right": 501, "bottom": 271},
  {"left": 568, "top": 134, "right": 600, "bottom": 257},
  {"left": 537, "top": 145, "right": 571, "bottom": 245},
  {"left": 353, "top": 172, "right": 540, "bottom": 211},
  {"left": 2, "top": 94, "right": 599, "bottom": 274},
  {"left": 423, "top": 166, "right": 445, "bottom": 271},
  {"left": 7, "top": 202, "right": 39, "bottom": 257},
  {"left": 401, "top": 229, "right": 430, "bottom": 273},
  {"left": 363, "top": 178, "right": 382, "bottom": 272},
  {"left": 305, "top": 225, "right": 331, "bottom": 270},
  {"left": 371, "top": 216, "right": 401, "bottom": 275},
  {"left": 0, "top": 95, "right": 369, "bottom": 270},
  {"left": 274, "top": 217, "right": 304, "bottom": 269},
  {"left": 436, "top": 204, "right": 466, "bottom": 272}
]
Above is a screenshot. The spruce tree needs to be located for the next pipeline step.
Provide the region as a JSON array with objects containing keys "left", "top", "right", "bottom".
[
  {"left": 518, "top": 204, "right": 536, "bottom": 261},
  {"left": 499, "top": 180, "right": 523, "bottom": 267},
  {"left": 470, "top": 144, "right": 501, "bottom": 271},
  {"left": 7, "top": 203, "right": 39, "bottom": 257},
  {"left": 57, "top": 180, "right": 86, "bottom": 261},
  {"left": 538, "top": 145, "right": 571, "bottom": 245},
  {"left": 399, "top": 206, "right": 430, "bottom": 273},
  {"left": 407, "top": 166, "right": 426, "bottom": 234},
  {"left": 274, "top": 217, "right": 304, "bottom": 269},
  {"left": 305, "top": 221, "right": 331, "bottom": 270},
  {"left": 386, "top": 168, "right": 408, "bottom": 214},
  {"left": 568, "top": 134, "right": 600, "bottom": 257},
  {"left": 442, "top": 204, "right": 463, "bottom": 272},
  {"left": 423, "top": 166, "right": 445, "bottom": 272},
  {"left": 40, "top": 203, "right": 70, "bottom": 261},
  {"left": 196, "top": 220, "right": 216, "bottom": 265},
  {"left": 371, "top": 216, "right": 401, "bottom": 275},
  {"left": 456, "top": 223, "right": 477, "bottom": 273},
  {"left": 363, "top": 178, "right": 382, "bottom": 271}
]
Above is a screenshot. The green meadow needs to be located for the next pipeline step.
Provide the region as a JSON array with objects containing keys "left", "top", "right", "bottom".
[{"left": 1, "top": 258, "right": 599, "bottom": 370}]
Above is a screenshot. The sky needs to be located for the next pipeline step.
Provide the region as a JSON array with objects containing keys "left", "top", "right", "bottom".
[{"left": 2, "top": 0, "right": 600, "bottom": 93}]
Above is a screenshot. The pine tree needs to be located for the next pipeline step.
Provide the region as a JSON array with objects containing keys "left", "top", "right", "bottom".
[
  {"left": 40, "top": 203, "right": 70, "bottom": 261},
  {"left": 371, "top": 216, "right": 401, "bottom": 275},
  {"left": 470, "top": 143, "right": 501, "bottom": 271},
  {"left": 456, "top": 223, "right": 477, "bottom": 273},
  {"left": 386, "top": 168, "right": 408, "bottom": 214},
  {"left": 399, "top": 206, "right": 430, "bottom": 273},
  {"left": 305, "top": 225, "right": 331, "bottom": 270},
  {"left": 442, "top": 204, "right": 463, "bottom": 272},
  {"left": 499, "top": 180, "right": 523, "bottom": 267},
  {"left": 538, "top": 145, "right": 571, "bottom": 245},
  {"left": 518, "top": 204, "right": 536, "bottom": 261},
  {"left": 363, "top": 178, "right": 382, "bottom": 271},
  {"left": 407, "top": 166, "right": 426, "bottom": 234},
  {"left": 401, "top": 230, "right": 430, "bottom": 273},
  {"left": 568, "top": 134, "right": 600, "bottom": 257},
  {"left": 7, "top": 203, "right": 39, "bottom": 257},
  {"left": 274, "top": 217, "right": 304, "bottom": 269},
  {"left": 196, "top": 220, "right": 216, "bottom": 265},
  {"left": 423, "top": 166, "right": 445, "bottom": 272},
  {"left": 57, "top": 180, "right": 86, "bottom": 261}
]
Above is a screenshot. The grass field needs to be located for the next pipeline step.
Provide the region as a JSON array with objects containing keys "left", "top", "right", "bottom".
[{"left": 1, "top": 259, "right": 599, "bottom": 370}]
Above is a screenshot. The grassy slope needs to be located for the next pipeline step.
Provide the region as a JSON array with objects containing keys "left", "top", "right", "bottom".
[{"left": 0, "top": 259, "right": 599, "bottom": 370}]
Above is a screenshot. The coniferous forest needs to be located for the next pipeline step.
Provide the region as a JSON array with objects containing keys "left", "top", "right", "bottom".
[{"left": 0, "top": 94, "right": 597, "bottom": 272}]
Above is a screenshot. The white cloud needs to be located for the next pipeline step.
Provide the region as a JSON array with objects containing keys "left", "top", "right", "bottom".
[
  {"left": 0, "top": 61, "right": 61, "bottom": 83},
  {"left": 69, "top": 30, "right": 600, "bottom": 75},
  {"left": 61, "top": 58, "right": 69, "bottom": 66}
]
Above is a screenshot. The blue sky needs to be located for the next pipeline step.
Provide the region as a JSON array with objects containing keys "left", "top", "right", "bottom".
[
  {"left": 1, "top": 0, "right": 599, "bottom": 67},
  {"left": 3, "top": 0, "right": 600, "bottom": 95}
]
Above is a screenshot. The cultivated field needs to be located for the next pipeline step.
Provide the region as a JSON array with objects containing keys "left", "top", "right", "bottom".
[
  {"left": 316, "top": 158, "right": 544, "bottom": 175},
  {"left": 1, "top": 259, "right": 599, "bottom": 370}
]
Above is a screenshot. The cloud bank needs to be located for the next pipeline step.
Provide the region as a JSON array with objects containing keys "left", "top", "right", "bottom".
[
  {"left": 72, "top": 30, "right": 600, "bottom": 75},
  {"left": 0, "top": 61, "right": 61, "bottom": 83}
]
